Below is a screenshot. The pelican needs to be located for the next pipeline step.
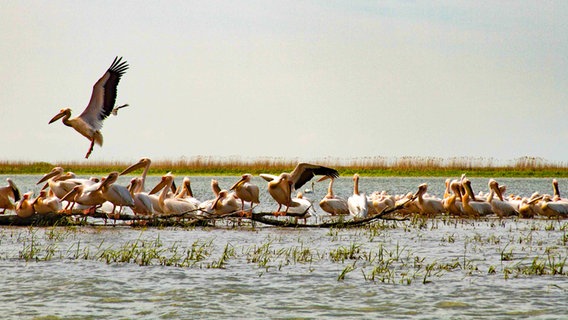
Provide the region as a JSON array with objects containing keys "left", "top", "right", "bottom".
[
  {"left": 487, "top": 179, "right": 518, "bottom": 218},
  {"left": 16, "top": 192, "right": 35, "bottom": 218},
  {"left": 37, "top": 167, "right": 95, "bottom": 199},
  {"left": 230, "top": 174, "right": 260, "bottom": 216},
  {"left": 552, "top": 179, "right": 568, "bottom": 202},
  {"left": 120, "top": 157, "right": 152, "bottom": 191},
  {"left": 413, "top": 183, "right": 446, "bottom": 217},
  {"left": 31, "top": 189, "right": 62, "bottom": 214},
  {"left": 260, "top": 162, "right": 339, "bottom": 215},
  {"left": 210, "top": 190, "right": 240, "bottom": 215},
  {"left": 126, "top": 178, "right": 153, "bottom": 216},
  {"left": 318, "top": 176, "right": 348, "bottom": 215},
  {"left": 348, "top": 174, "right": 368, "bottom": 219},
  {"left": 175, "top": 177, "right": 202, "bottom": 209},
  {"left": 540, "top": 195, "right": 568, "bottom": 218},
  {"left": 0, "top": 178, "right": 21, "bottom": 214},
  {"left": 48, "top": 57, "right": 129, "bottom": 158},
  {"left": 150, "top": 173, "right": 198, "bottom": 216},
  {"left": 287, "top": 191, "right": 316, "bottom": 223},
  {"left": 97, "top": 172, "right": 135, "bottom": 221},
  {"left": 461, "top": 178, "right": 493, "bottom": 217},
  {"left": 198, "top": 179, "right": 222, "bottom": 215},
  {"left": 442, "top": 180, "right": 464, "bottom": 216},
  {"left": 60, "top": 181, "right": 107, "bottom": 215}
]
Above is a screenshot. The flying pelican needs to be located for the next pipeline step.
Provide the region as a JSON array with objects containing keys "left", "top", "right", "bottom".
[
  {"left": 348, "top": 174, "right": 368, "bottom": 219},
  {"left": 230, "top": 174, "right": 260, "bottom": 216},
  {"left": 0, "top": 178, "right": 21, "bottom": 214},
  {"left": 32, "top": 189, "right": 62, "bottom": 214},
  {"left": 48, "top": 56, "right": 129, "bottom": 158},
  {"left": 16, "top": 192, "right": 35, "bottom": 218},
  {"left": 260, "top": 162, "right": 339, "bottom": 215},
  {"left": 318, "top": 176, "right": 348, "bottom": 215},
  {"left": 150, "top": 173, "right": 198, "bottom": 217}
]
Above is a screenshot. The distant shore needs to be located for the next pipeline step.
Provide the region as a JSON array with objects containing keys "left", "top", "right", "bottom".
[{"left": 1, "top": 156, "right": 567, "bottom": 177}]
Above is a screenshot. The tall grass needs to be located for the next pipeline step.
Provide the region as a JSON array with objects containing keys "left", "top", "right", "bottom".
[{"left": 1, "top": 156, "right": 567, "bottom": 177}]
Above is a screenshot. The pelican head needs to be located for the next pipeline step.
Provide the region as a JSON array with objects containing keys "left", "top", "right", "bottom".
[
  {"left": 120, "top": 157, "right": 152, "bottom": 175},
  {"left": 49, "top": 108, "right": 71, "bottom": 124}
]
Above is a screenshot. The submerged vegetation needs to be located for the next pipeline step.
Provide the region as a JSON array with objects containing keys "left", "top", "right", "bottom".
[
  {"left": 1, "top": 156, "right": 567, "bottom": 177},
  {"left": 4, "top": 218, "right": 568, "bottom": 284}
]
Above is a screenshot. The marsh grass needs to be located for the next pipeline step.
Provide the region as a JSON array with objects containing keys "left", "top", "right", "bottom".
[
  {"left": 8, "top": 218, "right": 568, "bottom": 285},
  {"left": 2, "top": 156, "right": 568, "bottom": 176}
]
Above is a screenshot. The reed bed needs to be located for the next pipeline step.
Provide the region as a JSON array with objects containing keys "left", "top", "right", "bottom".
[{"left": 0, "top": 156, "right": 567, "bottom": 177}]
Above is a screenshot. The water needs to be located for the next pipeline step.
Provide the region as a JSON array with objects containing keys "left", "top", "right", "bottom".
[{"left": 1, "top": 175, "right": 567, "bottom": 319}]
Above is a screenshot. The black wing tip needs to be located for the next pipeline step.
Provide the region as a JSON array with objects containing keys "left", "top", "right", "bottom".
[{"left": 108, "top": 56, "right": 129, "bottom": 76}]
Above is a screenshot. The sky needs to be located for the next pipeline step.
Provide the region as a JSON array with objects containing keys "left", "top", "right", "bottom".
[{"left": 1, "top": 1, "right": 567, "bottom": 165}]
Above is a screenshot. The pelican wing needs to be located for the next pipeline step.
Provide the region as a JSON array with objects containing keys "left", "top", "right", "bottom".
[
  {"left": 79, "top": 57, "right": 129, "bottom": 130},
  {"left": 290, "top": 163, "right": 339, "bottom": 190}
]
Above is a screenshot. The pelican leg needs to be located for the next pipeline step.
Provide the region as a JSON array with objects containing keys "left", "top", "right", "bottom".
[{"left": 85, "top": 139, "right": 96, "bottom": 159}]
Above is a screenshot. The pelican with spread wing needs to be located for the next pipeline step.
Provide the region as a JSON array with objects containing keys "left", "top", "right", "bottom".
[{"left": 49, "top": 57, "right": 129, "bottom": 158}]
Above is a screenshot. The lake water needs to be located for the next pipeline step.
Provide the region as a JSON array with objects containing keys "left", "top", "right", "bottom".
[{"left": 0, "top": 175, "right": 567, "bottom": 319}]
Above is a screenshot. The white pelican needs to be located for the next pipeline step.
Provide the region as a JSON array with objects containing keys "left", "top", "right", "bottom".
[
  {"left": 461, "top": 178, "right": 493, "bottom": 217},
  {"left": 0, "top": 178, "right": 21, "bottom": 214},
  {"left": 413, "top": 183, "right": 446, "bottom": 216},
  {"left": 60, "top": 181, "right": 107, "bottom": 215},
  {"left": 150, "top": 173, "right": 198, "bottom": 216},
  {"left": 120, "top": 158, "right": 152, "bottom": 191},
  {"left": 442, "top": 180, "right": 464, "bottom": 216},
  {"left": 126, "top": 178, "right": 153, "bottom": 216},
  {"left": 487, "top": 179, "right": 518, "bottom": 218},
  {"left": 318, "top": 176, "right": 348, "bottom": 215},
  {"left": 48, "top": 57, "right": 129, "bottom": 158},
  {"left": 210, "top": 190, "right": 240, "bottom": 215},
  {"left": 32, "top": 189, "right": 62, "bottom": 214},
  {"left": 97, "top": 172, "right": 135, "bottom": 220},
  {"left": 348, "top": 174, "right": 368, "bottom": 219},
  {"left": 552, "top": 179, "right": 568, "bottom": 202},
  {"left": 540, "top": 195, "right": 568, "bottom": 218},
  {"left": 371, "top": 191, "right": 396, "bottom": 215},
  {"left": 175, "top": 177, "right": 202, "bottom": 209},
  {"left": 198, "top": 179, "right": 222, "bottom": 215},
  {"left": 230, "top": 174, "right": 260, "bottom": 216},
  {"left": 16, "top": 192, "right": 35, "bottom": 218},
  {"left": 37, "top": 167, "right": 95, "bottom": 199},
  {"left": 287, "top": 192, "right": 316, "bottom": 223},
  {"left": 260, "top": 162, "right": 339, "bottom": 215}
]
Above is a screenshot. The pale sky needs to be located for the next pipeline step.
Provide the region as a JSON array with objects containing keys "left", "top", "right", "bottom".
[{"left": 1, "top": 1, "right": 567, "bottom": 165}]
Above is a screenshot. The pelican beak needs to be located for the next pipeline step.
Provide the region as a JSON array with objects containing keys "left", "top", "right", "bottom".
[
  {"left": 120, "top": 159, "right": 147, "bottom": 175},
  {"left": 49, "top": 109, "right": 66, "bottom": 124},
  {"left": 317, "top": 176, "right": 330, "bottom": 182},
  {"left": 37, "top": 169, "right": 60, "bottom": 184},
  {"left": 230, "top": 177, "right": 245, "bottom": 191},
  {"left": 149, "top": 178, "right": 167, "bottom": 195}
]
